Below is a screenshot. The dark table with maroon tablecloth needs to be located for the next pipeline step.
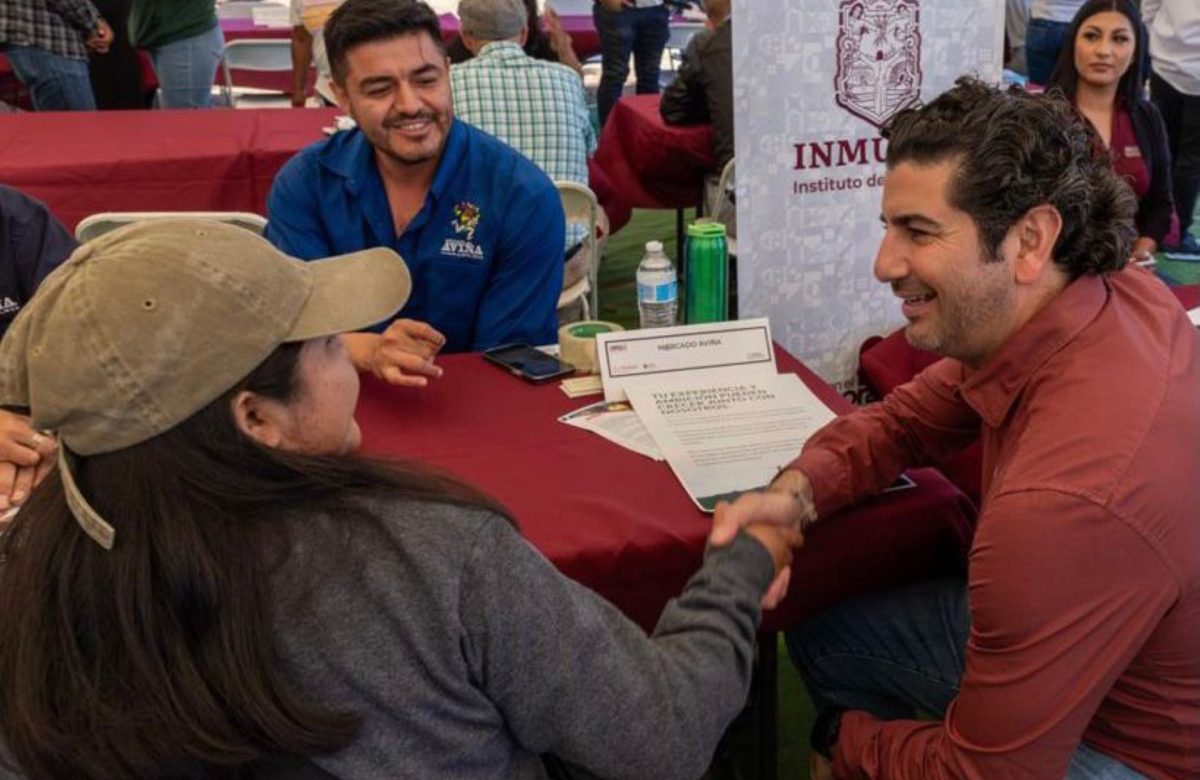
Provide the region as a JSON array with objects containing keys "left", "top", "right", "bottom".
[
  {"left": 0, "top": 107, "right": 338, "bottom": 232},
  {"left": 589, "top": 93, "right": 714, "bottom": 238},
  {"left": 355, "top": 345, "right": 976, "bottom": 636}
]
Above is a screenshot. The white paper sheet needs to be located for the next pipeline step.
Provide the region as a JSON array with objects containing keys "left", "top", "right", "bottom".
[
  {"left": 559, "top": 400, "right": 664, "bottom": 461},
  {"left": 626, "top": 373, "right": 836, "bottom": 511}
]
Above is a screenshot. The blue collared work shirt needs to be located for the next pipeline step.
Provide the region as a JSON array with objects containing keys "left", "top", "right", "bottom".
[
  {"left": 265, "top": 119, "right": 565, "bottom": 353},
  {"left": 0, "top": 185, "right": 76, "bottom": 339}
]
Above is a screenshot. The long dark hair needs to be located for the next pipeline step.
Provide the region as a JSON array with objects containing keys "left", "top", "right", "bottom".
[
  {"left": 0, "top": 342, "right": 508, "bottom": 779},
  {"left": 1044, "top": 0, "right": 1147, "bottom": 109}
]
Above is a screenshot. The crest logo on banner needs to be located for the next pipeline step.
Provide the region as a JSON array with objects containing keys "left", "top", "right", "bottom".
[{"left": 834, "top": 0, "right": 922, "bottom": 128}]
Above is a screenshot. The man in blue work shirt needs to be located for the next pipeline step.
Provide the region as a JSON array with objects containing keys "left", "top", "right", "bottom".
[
  {"left": 0, "top": 184, "right": 74, "bottom": 513},
  {"left": 265, "top": 0, "right": 565, "bottom": 387}
]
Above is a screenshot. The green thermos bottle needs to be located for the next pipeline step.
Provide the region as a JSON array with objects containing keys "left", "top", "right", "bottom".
[{"left": 684, "top": 222, "right": 729, "bottom": 324}]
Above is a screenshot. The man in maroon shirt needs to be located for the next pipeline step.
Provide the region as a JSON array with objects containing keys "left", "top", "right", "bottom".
[{"left": 721, "top": 77, "right": 1199, "bottom": 779}]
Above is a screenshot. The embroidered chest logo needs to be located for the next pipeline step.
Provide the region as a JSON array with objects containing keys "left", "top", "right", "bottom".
[
  {"left": 442, "top": 201, "right": 484, "bottom": 260},
  {"left": 0, "top": 297, "right": 20, "bottom": 316}
]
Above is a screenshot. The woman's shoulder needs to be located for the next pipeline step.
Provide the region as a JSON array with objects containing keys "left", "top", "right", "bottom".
[{"left": 272, "top": 494, "right": 518, "bottom": 625}]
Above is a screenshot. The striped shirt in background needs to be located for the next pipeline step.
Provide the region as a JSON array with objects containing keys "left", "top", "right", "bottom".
[{"left": 451, "top": 41, "right": 595, "bottom": 247}]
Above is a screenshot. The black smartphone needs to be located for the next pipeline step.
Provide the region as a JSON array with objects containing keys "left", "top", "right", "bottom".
[{"left": 482, "top": 343, "right": 576, "bottom": 383}]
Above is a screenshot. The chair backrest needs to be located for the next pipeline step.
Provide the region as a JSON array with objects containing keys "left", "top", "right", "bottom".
[
  {"left": 222, "top": 39, "right": 295, "bottom": 73},
  {"left": 710, "top": 157, "right": 735, "bottom": 222},
  {"left": 555, "top": 181, "right": 601, "bottom": 316},
  {"left": 704, "top": 156, "right": 736, "bottom": 244},
  {"left": 75, "top": 212, "right": 268, "bottom": 243},
  {"left": 221, "top": 39, "right": 295, "bottom": 105}
]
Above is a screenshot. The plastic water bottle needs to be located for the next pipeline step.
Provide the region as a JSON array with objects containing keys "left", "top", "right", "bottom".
[{"left": 636, "top": 240, "right": 678, "bottom": 329}]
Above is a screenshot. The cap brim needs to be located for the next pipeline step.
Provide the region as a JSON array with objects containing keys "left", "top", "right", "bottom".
[{"left": 287, "top": 248, "right": 412, "bottom": 341}]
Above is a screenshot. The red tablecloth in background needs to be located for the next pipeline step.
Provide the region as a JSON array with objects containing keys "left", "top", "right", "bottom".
[
  {"left": 0, "top": 107, "right": 338, "bottom": 232},
  {"left": 356, "top": 346, "right": 976, "bottom": 633},
  {"left": 1174, "top": 283, "right": 1200, "bottom": 309},
  {"left": 588, "top": 94, "right": 714, "bottom": 234}
]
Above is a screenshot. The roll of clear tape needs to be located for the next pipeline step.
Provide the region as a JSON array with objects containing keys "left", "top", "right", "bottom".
[{"left": 558, "top": 321, "right": 624, "bottom": 375}]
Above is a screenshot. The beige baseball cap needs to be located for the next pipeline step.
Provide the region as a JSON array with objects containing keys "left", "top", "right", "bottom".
[{"left": 0, "top": 219, "right": 412, "bottom": 549}]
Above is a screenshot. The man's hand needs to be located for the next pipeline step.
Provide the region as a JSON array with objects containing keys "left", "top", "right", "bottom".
[
  {"left": 710, "top": 499, "right": 804, "bottom": 610},
  {"left": 710, "top": 473, "right": 817, "bottom": 547},
  {"left": 86, "top": 20, "right": 114, "bottom": 53},
  {"left": 344, "top": 321, "right": 447, "bottom": 387},
  {"left": 768, "top": 467, "right": 816, "bottom": 524},
  {"left": 0, "top": 411, "right": 56, "bottom": 509}
]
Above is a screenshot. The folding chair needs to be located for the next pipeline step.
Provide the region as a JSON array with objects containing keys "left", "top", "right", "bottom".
[
  {"left": 554, "top": 181, "right": 602, "bottom": 322},
  {"left": 220, "top": 39, "right": 295, "bottom": 107}
]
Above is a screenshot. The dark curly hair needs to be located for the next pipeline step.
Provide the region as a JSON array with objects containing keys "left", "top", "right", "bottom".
[{"left": 883, "top": 76, "right": 1136, "bottom": 279}]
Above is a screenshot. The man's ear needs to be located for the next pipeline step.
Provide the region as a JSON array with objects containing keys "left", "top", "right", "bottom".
[
  {"left": 230, "top": 390, "right": 288, "bottom": 449},
  {"left": 1010, "top": 204, "right": 1063, "bottom": 286}
]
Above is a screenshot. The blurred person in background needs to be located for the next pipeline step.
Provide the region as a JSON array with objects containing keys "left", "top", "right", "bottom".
[
  {"left": 1026, "top": 0, "right": 1085, "bottom": 85},
  {"left": 130, "top": 0, "right": 223, "bottom": 108},
  {"left": 0, "top": 0, "right": 112, "bottom": 110},
  {"left": 1144, "top": 0, "right": 1200, "bottom": 253},
  {"left": 1046, "top": 0, "right": 1174, "bottom": 262},
  {"left": 593, "top": 0, "right": 669, "bottom": 128}
]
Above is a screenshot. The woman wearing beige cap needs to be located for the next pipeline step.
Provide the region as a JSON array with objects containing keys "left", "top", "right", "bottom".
[{"left": 0, "top": 220, "right": 800, "bottom": 779}]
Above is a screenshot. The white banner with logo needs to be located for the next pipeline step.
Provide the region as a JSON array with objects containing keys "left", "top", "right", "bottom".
[{"left": 732, "top": 0, "right": 1003, "bottom": 397}]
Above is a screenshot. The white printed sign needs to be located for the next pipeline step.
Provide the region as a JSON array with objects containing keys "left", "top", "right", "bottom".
[
  {"left": 732, "top": 0, "right": 1004, "bottom": 394},
  {"left": 595, "top": 318, "right": 776, "bottom": 402}
]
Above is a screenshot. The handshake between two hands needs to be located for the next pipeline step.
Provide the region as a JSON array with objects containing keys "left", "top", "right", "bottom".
[
  {"left": 710, "top": 469, "right": 816, "bottom": 610},
  {"left": 349, "top": 322, "right": 815, "bottom": 612}
]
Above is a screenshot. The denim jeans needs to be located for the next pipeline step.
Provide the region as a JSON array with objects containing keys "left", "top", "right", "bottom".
[
  {"left": 1024, "top": 17, "right": 1070, "bottom": 87},
  {"left": 593, "top": 3, "right": 670, "bottom": 129},
  {"left": 3, "top": 45, "right": 96, "bottom": 111},
  {"left": 150, "top": 22, "right": 224, "bottom": 109},
  {"left": 786, "top": 579, "right": 1150, "bottom": 779}
]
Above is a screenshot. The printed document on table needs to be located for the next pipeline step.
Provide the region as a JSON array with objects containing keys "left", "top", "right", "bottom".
[
  {"left": 559, "top": 400, "right": 664, "bottom": 461},
  {"left": 625, "top": 373, "right": 836, "bottom": 511}
]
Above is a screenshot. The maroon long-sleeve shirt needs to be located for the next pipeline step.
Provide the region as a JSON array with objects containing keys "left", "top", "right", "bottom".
[{"left": 794, "top": 266, "right": 1200, "bottom": 780}]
